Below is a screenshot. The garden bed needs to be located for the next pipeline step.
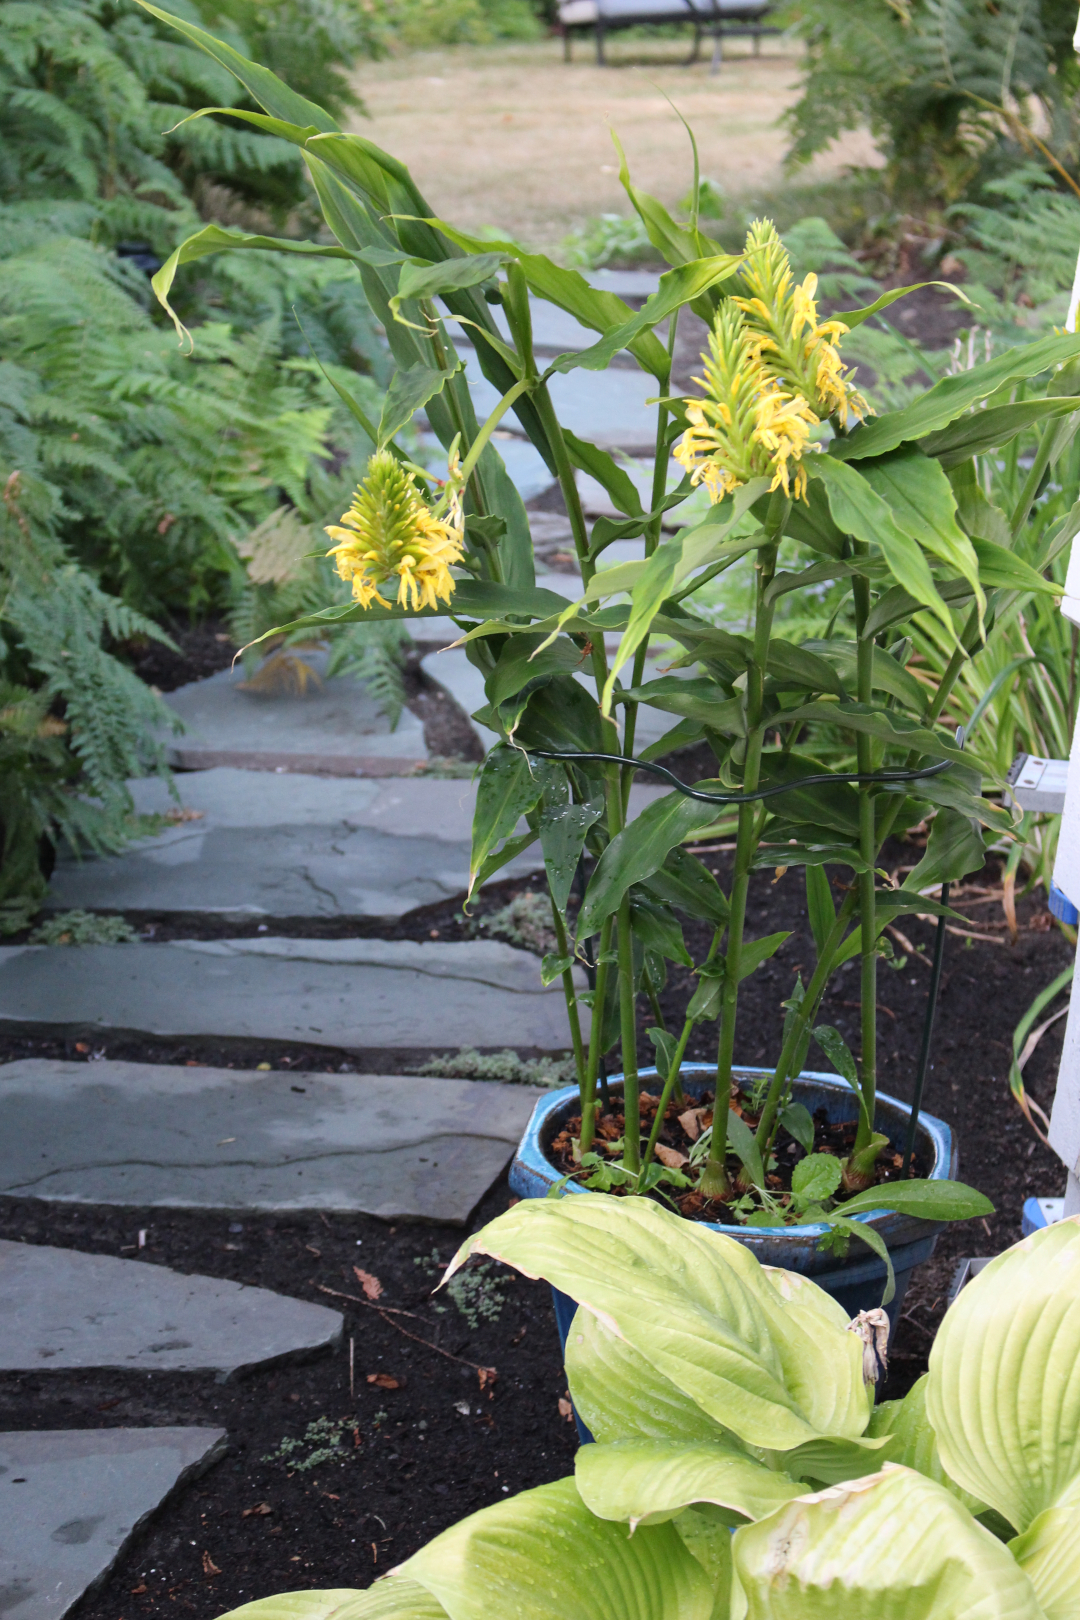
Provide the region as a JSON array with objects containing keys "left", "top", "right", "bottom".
[{"left": 0, "top": 846, "right": 1069, "bottom": 1610}]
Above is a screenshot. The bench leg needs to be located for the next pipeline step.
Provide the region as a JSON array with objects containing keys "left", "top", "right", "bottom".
[
  {"left": 710, "top": 27, "right": 722, "bottom": 72},
  {"left": 563, "top": 24, "right": 572, "bottom": 60},
  {"left": 595, "top": 18, "right": 605, "bottom": 63},
  {"left": 752, "top": 26, "right": 761, "bottom": 54},
  {"left": 685, "top": 22, "right": 703, "bottom": 65}
]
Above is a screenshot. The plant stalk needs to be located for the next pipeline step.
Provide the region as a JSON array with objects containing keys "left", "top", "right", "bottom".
[
  {"left": 580, "top": 914, "right": 614, "bottom": 1153},
  {"left": 550, "top": 897, "right": 586, "bottom": 1098},
  {"left": 617, "top": 889, "right": 641, "bottom": 1174},
  {"left": 701, "top": 533, "right": 781, "bottom": 1198},
  {"left": 641, "top": 1016, "right": 694, "bottom": 1171},
  {"left": 852, "top": 560, "right": 878, "bottom": 1163}
]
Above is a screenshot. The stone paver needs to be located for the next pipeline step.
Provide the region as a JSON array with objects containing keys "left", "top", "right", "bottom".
[
  {"left": 0, "top": 939, "right": 583, "bottom": 1052},
  {"left": 0, "top": 1427, "right": 226, "bottom": 1620},
  {"left": 163, "top": 662, "right": 427, "bottom": 775},
  {"left": 0, "top": 1060, "right": 541, "bottom": 1221},
  {"left": 0, "top": 1240, "right": 342, "bottom": 1374},
  {"left": 463, "top": 353, "right": 657, "bottom": 452},
  {"left": 48, "top": 772, "right": 543, "bottom": 918}
]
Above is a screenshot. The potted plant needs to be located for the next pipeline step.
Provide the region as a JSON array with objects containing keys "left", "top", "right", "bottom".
[
  {"left": 211, "top": 1198, "right": 1080, "bottom": 1620},
  {"left": 140, "top": 0, "right": 1078, "bottom": 1306}
]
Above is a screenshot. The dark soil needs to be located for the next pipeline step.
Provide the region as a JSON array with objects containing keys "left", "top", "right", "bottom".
[{"left": 0, "top": 1182, "right": 578, "bottom": 1620}]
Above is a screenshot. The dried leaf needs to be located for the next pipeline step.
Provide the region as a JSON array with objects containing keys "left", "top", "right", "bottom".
[
  {"left": 130, "top": 1584, "right": 148, "bottom": 1594},
  {"left": 557, "top": 1395, "right": 574, "bottom": 1422},
  {"left": 653, "top": 1143, "right": 688, "bottom": 1168},
  {"left": 353, "top": 1267, "right": 383, "bottom": 1300},
  {"left": 366, "top": 1372, "right": 401, "bottom": 1390},
  {"left": 242, "top": 1502, "right": 271, "bottom": 1518},
  {"left": 676, "top": 1107, "right": 705, "bottom": 1141},
  {"left": 477, "top": 1365, "right": 498, "bottom": 1393},
  {"left": 201, "top": 1553, "right": 221, "bottom": 1577}
]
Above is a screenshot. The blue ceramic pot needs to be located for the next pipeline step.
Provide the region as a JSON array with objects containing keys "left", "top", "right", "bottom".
[{"left": 511, "top": 1064, "right": 955, "bottom": 1417}]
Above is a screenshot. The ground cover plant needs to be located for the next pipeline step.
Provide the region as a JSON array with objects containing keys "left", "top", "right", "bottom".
[{"left": 142, "top": 3, "right": 1080, "bottom": 1243}]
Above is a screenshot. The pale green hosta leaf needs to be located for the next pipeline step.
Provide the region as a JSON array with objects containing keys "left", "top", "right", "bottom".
[
  {"left": 675, "top": 1509, "right": 733, "bottom": 1620},
  {"left": 576, "top": 1439, "right": 805, "bottom": 1529},
  {"left": 1010, "top": 1473, "right": 1080, "bottom": 1620},
  {"left": 927, "top": 1216, "right": 1080, "bottom": 1532},
  {"left": 449, "top": 1195, "right": 868, "bottom": 1451},
  {"left": 731, "top": 1465, "right": 1046, "bottom": 1620},
  {"left": 331, "top": 1582, "right": 449, "bottom": 1620},
  {"left": 565, "top": 1308, "right": 729, "bottom": 1445},
  {"left": 400, "top": 1476, "right": 715, "bottom": 1620},
  {"left": 211, "top": 1597, "right": 370, "bottom": 1620},
  {"left": 867, "top": 1373, "right": 987, "bottom": 1515}
]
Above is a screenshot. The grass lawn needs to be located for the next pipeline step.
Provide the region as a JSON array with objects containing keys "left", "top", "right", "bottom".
[{"left": 347, "top": 37, "right": 882, "bottom": 256}]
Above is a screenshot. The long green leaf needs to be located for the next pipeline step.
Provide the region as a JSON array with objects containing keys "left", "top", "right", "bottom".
[
  {"left": 839, "top": 1178, "right": 993, "bottom": 1220},
  {"left": 135, "top": 1, "right": 339, "bottom": 130},
  {"left": 808, "top": 458, "right": 954, "bottom": 634},
  {"left": 834, "top": 331, "right": 1080, "bottom": 461},
  {"left": 840, "top": 279, "right": 976, "bottom": 330},
  {"left": 546, "top": 254, "right": 741, "bottom": 377},
  {"left": 468, "top": 747, "right": 544, "bottom": 898},
  {"left": 857, "top": 446, "right": 983, "bottom": 623},
  {"left": 377, "top": 361, "right": 461, "bottom": 449},
  {"left": 920, "top": 397, "right": 1080, "bottom": 468},
  {"left": 577, "top": 791, "right": 723, "bottom": 939}
]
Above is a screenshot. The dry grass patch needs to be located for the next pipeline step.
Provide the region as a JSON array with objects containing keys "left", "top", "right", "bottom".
[{"left": 348, "top": 38, "right": 881, "bottom": 255}]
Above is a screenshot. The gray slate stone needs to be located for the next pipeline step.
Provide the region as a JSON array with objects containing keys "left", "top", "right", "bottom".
[
  {"left": 48, "top": 772, "right": 544, "bottom": 918},
  {"left": 0, "top": 1240, "right": 342, "bottom": 1374},
  {"left": 163, "top": 663, "right": 427, "bottom": 775},
  {"left": 0, "top": 938, "right": 583, "bottom": 1052},
  {"left": 463, "top": 352, "right": 658, "bottom": 452},
  {"left": 0, "top": 1060, "right": 539, "bottom": 1222},
  {"left": 0, "top": 1427, "right": 226, "bottom": 1620}
]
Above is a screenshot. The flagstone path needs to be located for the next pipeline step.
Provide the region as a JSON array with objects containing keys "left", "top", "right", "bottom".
[
  {"left": 0, "top": 1428, "right": 227, "bottom": 1620},
  {"left": 0, "top": 1238, "right": 342, "bottom": 1374},
  {"left": 0, "top": 938, "right": 583, "bottom": 1051},
  {"left": 46, "top": 772, "right": 542, "bottom": 919},
  {"left": 0, "top": 1059, "right": 540, "bottom": 1222}
]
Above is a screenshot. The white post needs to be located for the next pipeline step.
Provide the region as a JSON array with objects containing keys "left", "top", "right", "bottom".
[{"left": 1047, "top": 532, "right": 1080, "bottom": 1196}]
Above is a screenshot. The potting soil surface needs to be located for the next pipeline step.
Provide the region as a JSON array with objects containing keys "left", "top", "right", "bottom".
[{"left": 0, "top": 842, "right": 1070, "bottom": 1617}]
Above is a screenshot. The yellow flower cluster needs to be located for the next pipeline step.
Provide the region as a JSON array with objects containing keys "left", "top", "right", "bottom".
[
  {"left": 325, "top": 450, "right": 464, "bottom": 612},
  {"left": 676, "top": 219, "right": 869, "bottom": 505}
]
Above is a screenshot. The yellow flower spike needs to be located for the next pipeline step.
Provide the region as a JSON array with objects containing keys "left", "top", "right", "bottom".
[
  {"left": 734, "top": 219, "right": 870, "bottom": 428},
  {"left": 675, "top": 302, "right": 818, "bottom": 505},
  {"left": 325, "top": 450, "right": 465, "bottom": 613}
]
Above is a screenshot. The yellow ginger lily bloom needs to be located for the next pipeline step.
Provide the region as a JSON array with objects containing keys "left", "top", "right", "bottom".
[
  {"left": 325, "top": 450, "right": 464, "bottom": 612},
  {"left": 674, "top": 304, "right": 818, "bottom": 503},
  {"left": 735, "top": 218, "right": 869, "bottom": 428}
]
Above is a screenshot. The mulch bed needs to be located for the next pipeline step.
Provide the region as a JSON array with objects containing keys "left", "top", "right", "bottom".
[{"left": 0, "top": 1183, "right": 578, "bottom": 1620}]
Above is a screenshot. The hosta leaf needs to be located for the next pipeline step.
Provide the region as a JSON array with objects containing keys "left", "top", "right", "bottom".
[
  {"left": 867, "top": 1374, "right": 989, "bottom": 1516},
  {"left": 1009, "top": 1473, "right": 1080, "bottom": 1620},
  {"left": 928, "top": 1215, "right": 1080, "bottom": 1531},
  {"left": 331, "top": 1583, "right": 448, "bottom": 1620},
  {"left": 565, "top": 1308, "right": 730, "bottom": 1445},
  {"left": 732, "top": 1465, "right": 1045, "bottom": 1620},
  {"left": 400, "top": 1476, "right": 715, "bottom": 1620},
  {"left": 448, "top": 1195, "right": 869, "bottom": 1450},
  {"left": 212, "top": 1597, "right": 371, "bottom": 1620},
  {"left": 575, "top": 1439, "right": 804, "bottom": 1529}
]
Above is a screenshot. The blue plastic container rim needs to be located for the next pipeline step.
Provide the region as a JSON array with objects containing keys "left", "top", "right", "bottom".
[{"left": 512, "top": 1062, "right": 953, "bottom": 1240}]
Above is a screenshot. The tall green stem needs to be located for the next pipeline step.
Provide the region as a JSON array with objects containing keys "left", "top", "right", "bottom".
[
  {"left": 852, "top": 556, "right": 877, "bottom": 1161},
  {"left": 580, "top": 914, "right": 614, "bottom": 1154},
  {"left": 617, "top": 890, "right": 641, "bottom": 1174},
  {"left": 551, "top": 898, "right": 586, "bottom": 1098},
  {"left": 700, "top": 534, "right": 781, "bottom": 1198},
  {"left": 641, "top": 1015, "right": 694, "bottom": 1171}
]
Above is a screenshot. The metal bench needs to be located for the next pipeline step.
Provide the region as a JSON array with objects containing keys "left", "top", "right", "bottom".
[{"left": 559, "top": 0, "right": 777, "bottom": 70}]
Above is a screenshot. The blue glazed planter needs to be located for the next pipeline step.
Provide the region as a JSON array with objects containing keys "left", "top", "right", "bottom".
[{"left": 511, "top": 1064, "right": 956, "bottom": 1402}]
